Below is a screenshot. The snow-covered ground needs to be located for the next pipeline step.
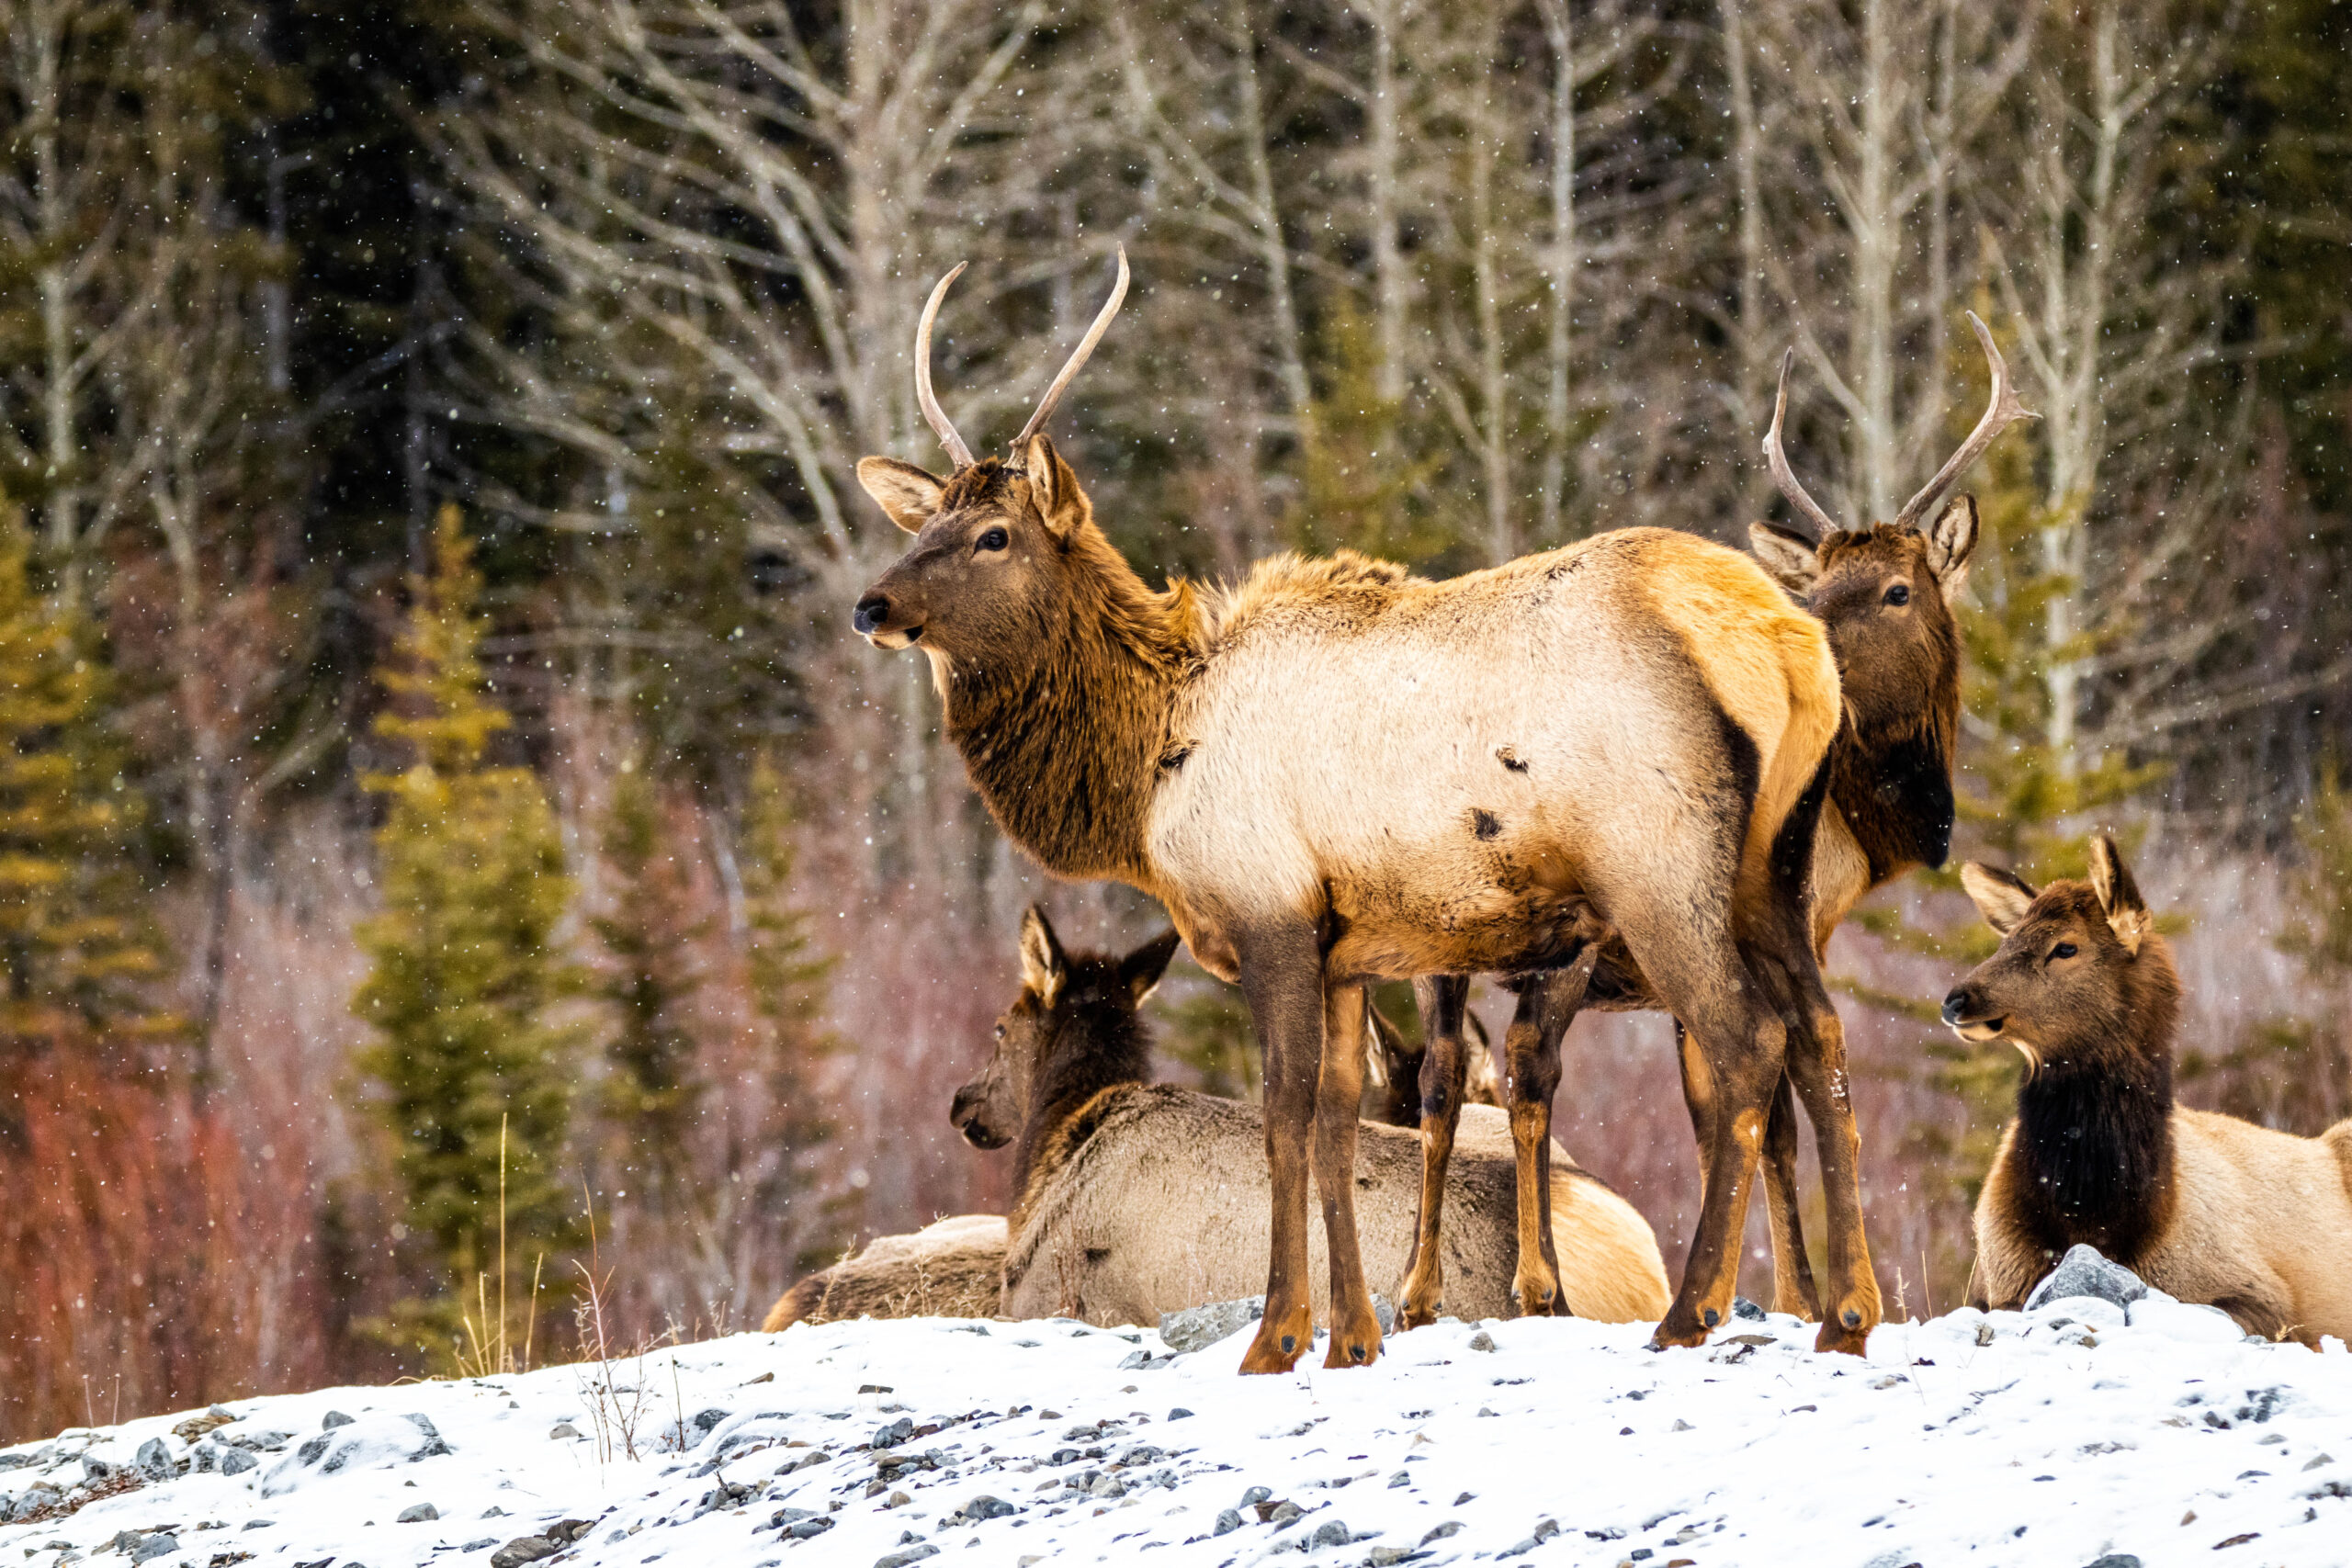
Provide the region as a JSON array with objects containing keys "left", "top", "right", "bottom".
[{"left": 6, "top": 1296, "right": 2349, "bottom": 1568}]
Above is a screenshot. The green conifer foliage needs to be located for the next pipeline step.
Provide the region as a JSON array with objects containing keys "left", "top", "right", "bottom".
[
  {"left": 0, "top": 508, "right": 169, "bottom": 1056},
  {"left": 352, "top": 507, "right": 581, "bottom": 1358},
  {"left": 736, "top": 754, "right": 842, "bottom": 1273},
  {"left": 591, "top": 760, "right": 707, "bottom": 1197}
]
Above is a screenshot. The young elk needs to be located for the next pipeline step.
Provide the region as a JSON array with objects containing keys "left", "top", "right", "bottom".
[
  {"left": 760, "top": 917, "right": 1511, "bottom": 1333},
  {"left": 1946, "top": 837, "right": 2352, "bottom": 1343},
  {"left": 956, "top": 909, "right": 1668, "bottom": 1327},
  {"left": 854, "top": 248, "right": 1860, "bottom": 1370}
]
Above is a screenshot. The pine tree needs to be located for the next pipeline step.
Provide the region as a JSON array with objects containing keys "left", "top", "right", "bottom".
[
  {"left": 0, "top": 507, "right": 170, "bottom": 1059},
  {"left": 591, "top": 759, "right": 707, "bottom": 1203},
  {"left": 352, "top": 506, "right": 582, "bottom": 1363},
  {"left": 736, "top": 754, "right": 842, "bottom": 1273}
]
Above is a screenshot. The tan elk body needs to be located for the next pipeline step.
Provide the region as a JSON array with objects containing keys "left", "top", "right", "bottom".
[
  {"left": 1400, "top": 324, "right": 2030, "bottom": 1331},
  {"left": 1946, "top": 838, "right": 2352, "bottom": 1344},
  {"left": 854, "top": 252, "right": 1871, "bottom": 1370}
]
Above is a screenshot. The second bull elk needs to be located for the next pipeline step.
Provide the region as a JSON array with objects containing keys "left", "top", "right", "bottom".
[
  {"left": 855, "top": 248, "right": 1855, "bottom": 1370},
  {"left": 1403, "top": 319, "right": 2034, "bottom": 1330}
]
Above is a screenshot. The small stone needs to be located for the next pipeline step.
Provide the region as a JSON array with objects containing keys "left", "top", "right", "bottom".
[
  {"left": 963, "top": 1496, "right": 1014, "bottom": 1521},
  {"left": 218, "top": 1450, "right": 256, "bottom": 1478},
  {"left": 873, "top": 1417, "right": 916, "bottom": 1451},
  {"left": 691, "top": 1409, "right": 729, "bottom": 1436},
  {"left": 1367, "top": 1550, "right": 1413, "bottom": 1567},
  {"left": 322, "top": 1411, "right": 356, "bottom": 1429},
  {"left": 239, "top": 1523, "right": 272, "bottom": 1533},
  {"left": 1466, "top": 1332, "right": 1498, "bottom": 1353},
  {"left": 396, "top": 1505, "right": 439, "bottom": 1524},
  {"left": 548, "top": 1425, "right": 580, "bottom": 1440},
  {"left": 1213, "top": 1510, "right": 1241, "bottom": 1537},
  {"left": 1671, "top": 1419, "right": 1694, "bottom": 1432},
  {"left": 134, "top": 1438, "right": 175, "bottom": 1480},
  {"left": 1420, "top": 1523, "right": 1464, "bottom": 1546},
  {"left": 1730, "top": 1297, "right": 1766, "bottom": 1321},
  {"left": 883, "top": 1490, "right": 912, "bottom": 1509},
  {"left": 1266, "top": 1501, "right": 1303, "bottom": 1527},
  {"left": 1166, "top": 1408, "right": 1193, "bottom": 1422},
  {"left": 1453, "top": 1493, "right": 1475, "bottom": 1506},
  {"left": 874, "top": 1548, "right": 939, "bottom": 1568},
  {"left": 1158, "top": 1297, "right": 1265, "bottom": 1354},
  {"left": 1311, "top": 1521, "right": 1351, "bottom": 1548},
  {"left": 488, "top": 1537, "right": 558, "bottom": 1568},
  {"left": 462, "top": 1541, "right": 496, "bottom": 1553},
  {"left": 1241, "top": 1487, "right": 1273, "bottom": 1506},
  {"left": 2082, "top": 1557, "right": 2143, "bottom": 1568},
  {"left": 130, "top": 1539, "right": 180, "bottom": 1565},
  {"left": 786, "top": 1519, "right": 835, "bottom": 1540},
  {"left": 1386, "top": 1472, "right": 1410, "bottom": 1489},
  {"left": 2304, "top": 1454, "right": 2335, "bottom": 1471},
  {"left": 2024, "top": 1246, "right": 2149, "bottom": 1313}
]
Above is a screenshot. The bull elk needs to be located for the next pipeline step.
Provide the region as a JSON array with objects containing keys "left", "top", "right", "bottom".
[
  {"left": 1399, "top": 319, "right": 2033, "bottom": 1330},
  {"left": 853, "top": 247, "right": 1863, "bottom": 1370},
  {"left": 1946, "top": 837, "right": 2352, "bottom": 1343}
]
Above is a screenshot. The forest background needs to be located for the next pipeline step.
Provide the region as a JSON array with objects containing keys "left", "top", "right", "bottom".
[{"left": 1, "top": 0, "right": 2348, "bottom": 1443}]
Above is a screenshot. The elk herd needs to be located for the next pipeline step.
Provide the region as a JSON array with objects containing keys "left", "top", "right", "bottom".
[{"left": 795, "top": 249, "right": 2352, "bottom": 1364}]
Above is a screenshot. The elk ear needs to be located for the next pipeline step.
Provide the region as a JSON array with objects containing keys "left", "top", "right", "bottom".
[
  {"left": 2087, "top": 834, "right": 2151, "bottom": 955},
  {"left": 1961, "top": 862, "right": 2039, "bottom": 935},
  {"left": 1922, "top": 493, "right": 1978, "bottom": 599},
  {"left": 1016, "top": 434, "right": 1092, "bottom": 540},
  {"left": 857, "top": 457, "right": 946, "bottom": 534},
  {"left": 1018, "top": 904, "right": 1068, "bottom": 1005},
  {"left": 1748, "top": 522, "right": 1821, "bottom": 596},
  {"left": 1119, "top": 928, "right": 1182, "bottom": 1004}
]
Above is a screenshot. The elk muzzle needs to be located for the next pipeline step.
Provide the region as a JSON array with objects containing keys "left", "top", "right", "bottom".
[
  {"left": 948, "top": 1080, "right": 1010, "bottom": 1149},
  {"left": 852, "top": 591, "right": 922, "bottom": 649},
  {"left": 1940, "top": 983, "right": 2004, "bottom": 1043}
]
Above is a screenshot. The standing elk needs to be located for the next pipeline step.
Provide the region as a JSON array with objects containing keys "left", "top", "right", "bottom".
[
  {"left": 853, "top": 248, "right": 1862, "bottom": 1370},
  {"left": 1945, "top": 837, "right": 2352, "bottom": 1342},
  {"left": 1399, "top": 319, "right": 2032, "bottom": 1330}
]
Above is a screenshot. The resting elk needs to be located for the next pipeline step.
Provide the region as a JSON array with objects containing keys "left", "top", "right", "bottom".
[
  {"left": 1945, "top": 837, "right": 2352, "bottom": 1343},
  {"left": 1399, "top": 319, "right": 2034, "bottom": 1331},
  {"left": 853, "top": 247, "right": 1862, "bottom": 1370}
]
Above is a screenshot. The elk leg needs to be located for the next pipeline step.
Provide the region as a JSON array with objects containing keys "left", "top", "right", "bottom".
[
  {"left": 1759, "top": 1074, "right": 1821, "bottom": 1318},
  {"left": 1505, "top": 950, "right": 1596, "bottom": 1316},
  {"left": 1396, "top": 975, "right": 1470, "bottom": 1331},
  {"left": 1316, "top": 981, "right": 1382, "bottom": 1368},
  {"left": 1236, "top": 922, "right": 1324, "bottom": 1375},
  {"left": 1675, "top": 1020, "right": 1715, "bottom": 1198},
  {"left": 1653, "top": 976, "right": 1785, "bottom": 1349},
  {"left": 1777, "top": 961, "right": 1881, "bottom": 1356}
]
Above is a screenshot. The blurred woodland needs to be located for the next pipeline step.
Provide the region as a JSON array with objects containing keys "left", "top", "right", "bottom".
[{"left": 2, "top": 0, "right": 2350, "bottom": 1441}]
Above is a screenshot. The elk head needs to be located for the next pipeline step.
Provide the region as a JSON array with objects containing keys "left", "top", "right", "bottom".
[
  {"left": 1747, "top": 314, "right": 2038, "bottom": 872},
  {"left": 948, "top": 905, "right": 1178, "bottom": 1150},
  {"left": 1941, "top": 835, "right": 2170, "bottom": 1079},
  {"left": 852, "top": 251, "right": 1130, "bottom": 663}
]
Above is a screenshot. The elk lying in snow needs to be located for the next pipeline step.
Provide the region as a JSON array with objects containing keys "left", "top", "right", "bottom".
[
  {"left": 1944, "top": 837, "right": 2352, "bottom": 1344},
  {"left": 855, "top": 250, "right": 1860, "bottom": 1370},
  {"left": 1403, "top": 321, "right": 2030, "bottom": 1332},
  {"left": 759, "top": 927, "right": 1507, "bottom": 1333},
  {"left": 957, "top": 910, "right": 1668, "bottom": 1327}
]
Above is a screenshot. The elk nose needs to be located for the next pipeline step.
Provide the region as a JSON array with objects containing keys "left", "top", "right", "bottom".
[
  {"left": 852, "top": 592, "right": 890, "bottom": 637},
  {"left": 1939, "top": 987, "right": 1973, "bottom": 1027}
]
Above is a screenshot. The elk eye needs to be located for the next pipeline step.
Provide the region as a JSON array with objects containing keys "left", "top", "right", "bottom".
[
  {"left": 1883, "top": 582, "right": 1911, "bottom": 607},
  {"left": 976, "top": 526, "right": 1010, "bottom": 552},
  {"left": 2050, "top": 942, "right": 2077, "bottom": 961},
  {"left": 993, "top": 1023, "right": 1006, "bottom": 1040}
]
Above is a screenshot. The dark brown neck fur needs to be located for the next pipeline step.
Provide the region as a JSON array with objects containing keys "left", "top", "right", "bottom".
[
  {"left": 1825, "top": 705, "right": 1956, "bottom": 886},
  {"left": 938, "top": 483, "right": 1195, "bottom": 890},
  {"left": 2003, "top": 931, "right": 2182, "bottom": 1267},
  {"left": 1008, "top": 963, "right": 1156, "bottom": 1233}
]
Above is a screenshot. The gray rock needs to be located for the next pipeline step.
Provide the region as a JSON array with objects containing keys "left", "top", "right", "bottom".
[
  {"left": 1386, "top": 1472, "right": 1410, "bottom": 1489},
  {"left": 785, "top": 1519, "right": 834, "bottom": 1541},
  {"left": 871, "top": 1417, "right": 916, "bottom": 1451},
  {"left": 1241, "top": 1487, "right": 1272, "bottom": 1507},
  {"left": 1310, "top": 1521, "right": 1351, "bottom": 1549},
  {"left": 1366, "top": 1549, "right": 1414, "bottom": 1567},
  {"left": 874, "top": 1548, "right": 939, "bottom": 1568},
  {"left": 129, "top": 1537, "right": 179, "bottom": 1564},
  {"left": 1419, "top": 1523, "right": 1464, "bottom": 1546},
  {"left": 962, "top": 1496, "right": 1015, "bottom": 1521},
  {"left": 1731, "top": 1297, "right": 1767, "bottom": 1321},
  {"left": 240, "top": 1522, "right": 273, "bottom": 1531},
  {"left": 2024, "top": 1246, "right": 2149, "bottom": 1313},
  {"left": 1466, "top": 1332, "right": 1498, "bottom": 1353},
  {"left": 1214, "top": 1511, "right": 1242, "bottom": 1538},
  {"left": 488, "top": 1538, "right": 558, "bottom": 1568},
  {"left": 134, "top": 1439, "right": 175, "bottom": 1480},
  {"left": 218, "top": 1450, "right": 257, "bottom": 1478},
  {"left": 1166, "top": 1409, "right": 1193, "bottom": 1421},
  {"left": 1267, "top": 1501, "right": 1302, "bottom": 1528},
  {"left": 396, "top": 1505, "right": 439, "bottom": 1524},
  {"left": 461, "top": 1541, "right": 496, "bottom": 1553},
  {"left": 2082, "top": 1557, "right": 2143, "bottom": 1568},
  {"left": 1159, "top": 1297, "right": 1264, "bottom": 1354},
  {"left": 322, "top": 1412, "right": 356, "bottom": 1430},
  {"left": 548, "top": 1426, "right": 579, "bottom": 1441}
]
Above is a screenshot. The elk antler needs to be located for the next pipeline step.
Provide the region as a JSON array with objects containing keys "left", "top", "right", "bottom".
[
  {"left": 1762, "top": 348, "right": 1842, "bottom": 539},
  {"left": 1013, "top": 246, "right": 1130, "bottom": 447},
  {"left": 1891, "top": 311, "right": 2039, "bottom": 534},
  {"left": 916, "top": 262, "right": 978, "bottom": 470}
]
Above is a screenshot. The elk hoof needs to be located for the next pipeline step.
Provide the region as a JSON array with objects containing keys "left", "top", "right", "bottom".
[
  {"left": 1702, "top": 1307, "right": 1721, "bottom": 1328},
  {"left": 1281, "top": 1334, "right": 1297, "bottom": 1354},
  {"left": 1841, "top": 1307, "right": 1863, "bottom": 1329}
]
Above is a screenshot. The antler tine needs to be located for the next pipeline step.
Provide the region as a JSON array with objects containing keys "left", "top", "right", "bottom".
[
  {"left": 1892, "top": 311, "right": 2040, "bottom": 533},
  {"left": 1762, "top": 347, "right": 1842, "bottom": 539},
  {"left": 916, "top": 262, "right": 978, "bottom": 470},
  {"left": 1013, "top": 245, "right": 1130, "bottom": 447}
]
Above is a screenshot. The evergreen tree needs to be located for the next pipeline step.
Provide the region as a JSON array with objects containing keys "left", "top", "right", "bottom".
[
  {"left": 736, "top": 754, "right": 842, "bottom": 1272},
  {"left": 352, "top": 506, "right": 581, "bottom": 1362},
  {"left": 0, "top": 507, "right": 171, "bottom": 1058},
  {"left": 590, "top": 759, "right": 707, "bottom": 1202}
]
